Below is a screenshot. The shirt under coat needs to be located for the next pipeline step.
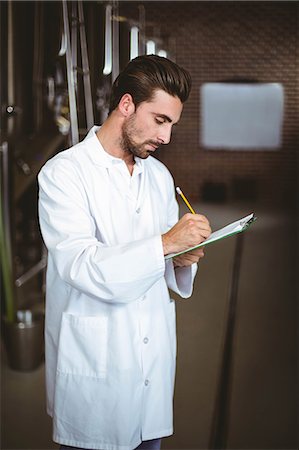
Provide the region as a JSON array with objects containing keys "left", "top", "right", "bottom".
[{"left": 38, "top": 126, "right": 197, "bottom": 450}]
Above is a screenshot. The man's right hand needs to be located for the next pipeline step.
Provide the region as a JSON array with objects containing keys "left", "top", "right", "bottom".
[{"left": 162, "top": 213, "right": 211, "bottom": 256}]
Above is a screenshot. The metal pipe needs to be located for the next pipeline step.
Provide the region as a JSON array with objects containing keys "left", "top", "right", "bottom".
[
  {"left": 15, "top": 255, "right": 47, "bottom": 288},
  {"left": 0, "top": 141, "right": 15, "bottom": 322},
  {"left": 0, "top": 141, "right": 12, "bottom": 265},
  {"left": 138, "top": 4, "right": 146, "bottom": 56},
  {"left": 112, "top": 1, "right": 119, "bottom": 83},
  {"left": 209, "top": 232, "right": 245, "bottom": 449},
  {"left": 78, "top": 0, "right": 94, "bottom": 130},
  {"left": 103, "top": 4, "right": 112, "bottom": 76},
  {"left": 7, "top": 0, "right": 14, "bottom": 136},
  {"left": 62, "top": 0, "right": 79, "bottom": 145},
  {"left": 71, "top": 1, "right": 78, "bottom": 91},
  {"left": 33, "top": 1, "right": 44, "bottom": 131}
]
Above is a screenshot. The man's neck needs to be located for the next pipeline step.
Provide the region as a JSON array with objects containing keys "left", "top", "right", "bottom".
[{"left": 96, "top": 116, "right": 135, "bottom": 174}]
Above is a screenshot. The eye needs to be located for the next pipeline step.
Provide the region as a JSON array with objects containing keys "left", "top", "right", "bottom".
[{"left": 155, "top": 117, "right": 165, "bottom": 125}]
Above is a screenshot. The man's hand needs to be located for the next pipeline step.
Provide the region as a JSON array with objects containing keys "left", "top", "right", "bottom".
[
  {"left": 173, "top": 247, "right": 206, "bottom": 268},
  {"left": 162, "top": 213, "right": 211, "bottom": 257}
]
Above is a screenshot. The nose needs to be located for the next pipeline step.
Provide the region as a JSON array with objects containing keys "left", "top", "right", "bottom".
[{"left": 158, "top": 125, "right": 172, "bottom": 145}]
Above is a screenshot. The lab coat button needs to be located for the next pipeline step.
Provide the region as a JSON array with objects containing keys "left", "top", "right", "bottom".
[
  {"left": 144, "top": 379, "right": 149, "bottom": 386},
  {"left": 136, "top": 207, "right": 141, "bottom": 214},
  {"left": 143, "top": 337, "right": 149, "bottom": 344}
]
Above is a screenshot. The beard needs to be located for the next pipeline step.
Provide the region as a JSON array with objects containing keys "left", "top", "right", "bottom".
[{"left": 120, "top": 114, "right": 160, "bottom": 159}]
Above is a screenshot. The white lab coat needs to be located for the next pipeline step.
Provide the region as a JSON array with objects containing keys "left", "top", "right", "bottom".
[{"left": 38, "top": 126, "right": 197, "bottom": 450}]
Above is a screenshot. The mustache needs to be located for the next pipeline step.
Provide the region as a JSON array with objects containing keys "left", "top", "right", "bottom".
[{"left": 146, "top": 140, "right": 160, "bottom": 148}]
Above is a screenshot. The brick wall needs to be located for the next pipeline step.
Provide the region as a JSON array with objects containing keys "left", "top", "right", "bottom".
[{"left": 123, "top": 1, "right": 298, "bottom": 206}]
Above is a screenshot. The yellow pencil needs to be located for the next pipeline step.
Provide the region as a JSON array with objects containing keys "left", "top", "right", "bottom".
[{"left": 176, "top": 187, "right": 196, "bottom": 214}]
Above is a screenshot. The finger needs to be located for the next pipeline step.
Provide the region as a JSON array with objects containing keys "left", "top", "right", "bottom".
[
  {"left": 174, "top": 251, "right": 204, "bottom": 266},
  {"left": 183, "top": 213, "right": 209, "bottom": 224},
  {"left": 199, "top": 228, "right": 210, "bottom": 238},
  {"left": 185, "top": 219, "right": 211, "bottom": 236},
  {"left": 188, "top": 248, "right": 205, "bottom": 257},
  {"left": 186, "top": 217, "right": 211, "bottom": 232}
]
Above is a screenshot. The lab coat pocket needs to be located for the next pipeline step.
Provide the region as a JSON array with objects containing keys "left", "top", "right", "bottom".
[{"left": 57, "top": 313, "right": 108, "bottom": 378}]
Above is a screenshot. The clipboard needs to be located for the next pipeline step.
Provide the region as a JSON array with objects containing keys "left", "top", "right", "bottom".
[{"left": 165, "top": 213, "right": 257, "bottom": 260}]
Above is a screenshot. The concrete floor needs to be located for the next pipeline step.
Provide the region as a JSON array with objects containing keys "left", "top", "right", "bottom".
[{"left": 1, "top": 202, "right": 297, "bottom": 450}]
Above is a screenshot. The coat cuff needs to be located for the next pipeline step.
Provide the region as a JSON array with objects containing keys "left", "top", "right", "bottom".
[{"left": 164, "top": 259, "right": 197, "bottom": 298}]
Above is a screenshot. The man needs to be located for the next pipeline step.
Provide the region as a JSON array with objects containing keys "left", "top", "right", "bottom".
[{"left": 38, "top": 55, "right": 211, "bottom": 450}]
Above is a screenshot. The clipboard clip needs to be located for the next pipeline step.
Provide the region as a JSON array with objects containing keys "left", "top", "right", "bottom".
[{"left": 241, "top": 214, "right": 257, "bottom": 230}]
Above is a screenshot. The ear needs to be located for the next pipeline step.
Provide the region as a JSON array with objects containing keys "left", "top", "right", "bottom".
[{"left": 118, "top": 93, "right": 135, "bottom": 117}]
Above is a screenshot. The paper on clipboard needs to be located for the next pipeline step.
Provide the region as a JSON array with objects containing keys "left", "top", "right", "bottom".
[{"left": 165, "top": 213, "right": 256, "bottom": 260}]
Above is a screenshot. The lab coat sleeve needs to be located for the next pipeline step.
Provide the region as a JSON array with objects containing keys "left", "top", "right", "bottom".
[
  {"left": 163, "top": 175, "right": 198, "bottom": 298},
  {"left": 38, "top": 160, "right": 165, "bottom": 303}
]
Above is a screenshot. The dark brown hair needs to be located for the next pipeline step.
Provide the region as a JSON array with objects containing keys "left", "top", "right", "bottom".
[{"left": 109, "top": 55, "right": 192, "bottom": 114}]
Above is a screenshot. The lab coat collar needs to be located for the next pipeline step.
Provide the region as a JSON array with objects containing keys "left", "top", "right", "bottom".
[{"left": 84, "top": 126, "right": 144, "bottom": 173}]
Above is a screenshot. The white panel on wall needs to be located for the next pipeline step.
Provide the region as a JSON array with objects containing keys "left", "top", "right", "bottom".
[{"left": 200, "top": 83, "right": 284, "bottom": 150}]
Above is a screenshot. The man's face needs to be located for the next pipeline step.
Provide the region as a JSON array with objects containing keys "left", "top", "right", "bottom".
[{"left": 121, "top": 89, "right": 183, "bottom": 159}]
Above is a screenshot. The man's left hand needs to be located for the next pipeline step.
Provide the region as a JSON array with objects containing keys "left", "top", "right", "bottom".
[{"left": 173, "top": 247, "right": 205, "bottom": 268}]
